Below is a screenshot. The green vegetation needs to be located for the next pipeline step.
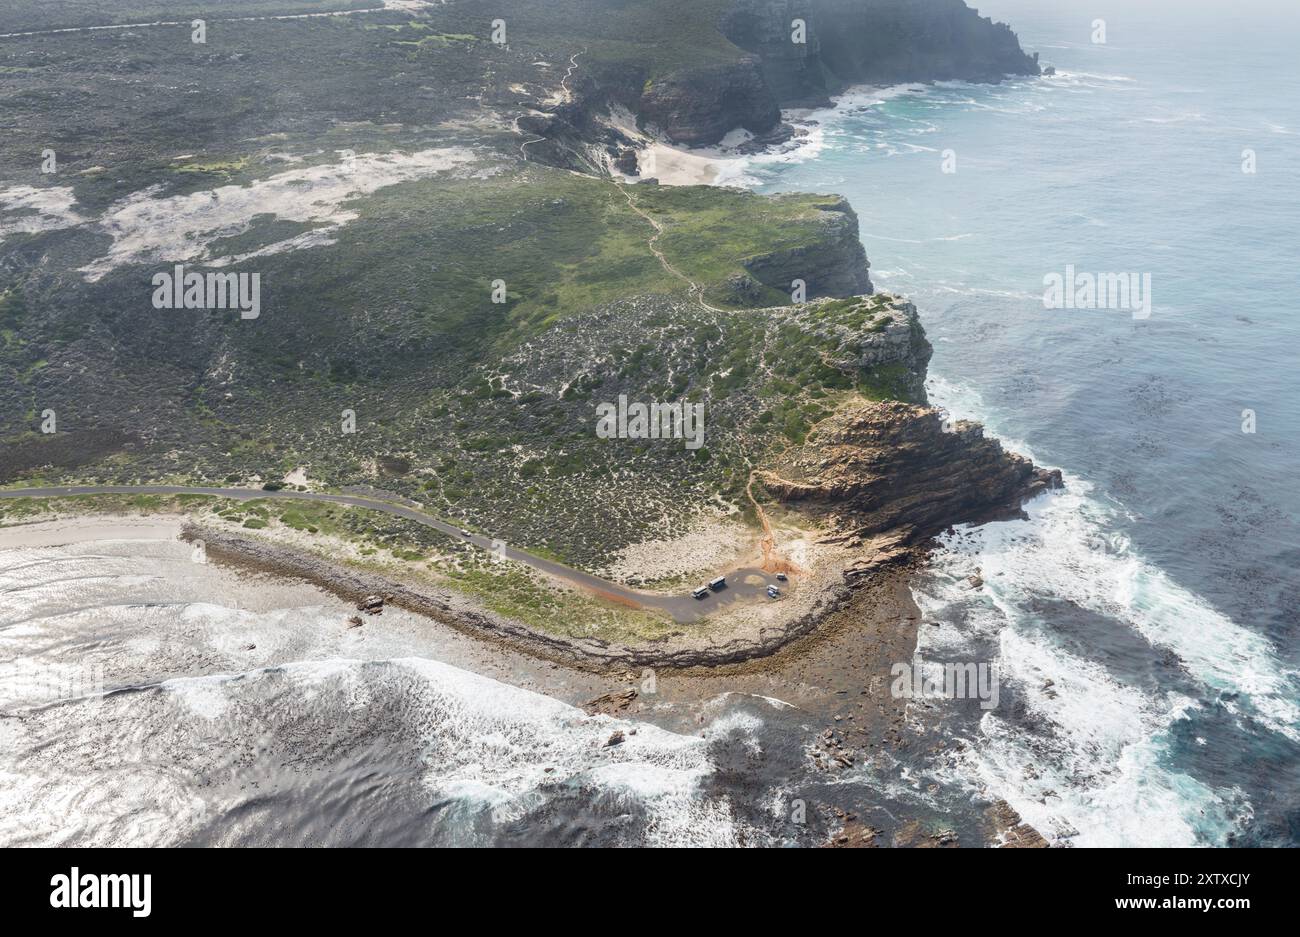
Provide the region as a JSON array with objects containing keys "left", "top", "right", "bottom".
[
  {"left": 857, "top": 363, "right": 914, "bottom": 401},
  {"left": 445, "top": 562, "right": 681, "bottom": 644},
  {"left": 634, "top": 187, "right": 851, "bottom": 308},
  {"left": 485, "top": 0, "right": 742, "bottom": 79},
  {"left": 0, "top": 5, "right": 929, "bottom": 576},
  {"left": 174, "top": 157, "right": 252, "bottom": 176},
  {"left": 0, "top": 287, "right": 28, "bottom": 349},
  {"left": 0, "top": 1, "right": 375, "bottom": 33}
]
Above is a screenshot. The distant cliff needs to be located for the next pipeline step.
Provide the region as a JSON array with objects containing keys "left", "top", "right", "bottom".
[{"left": 639, "top": 0, "right": 1039, "bottom": 144}]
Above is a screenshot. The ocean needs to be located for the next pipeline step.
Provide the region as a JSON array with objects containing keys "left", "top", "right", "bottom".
[
  {"left": 0, "top": 525, "right": 802, "bottom": 847},
  {"left": 2, "top": 0, "right": 1296, "bottom": 848},
  {"left": 737, "top": 0, "right": 1300, "bottom": 846}
]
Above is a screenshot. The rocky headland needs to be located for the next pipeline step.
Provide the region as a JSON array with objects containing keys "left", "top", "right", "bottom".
[
  {"left": 571, "top": 0, "right": 1041, "bottom": 148},
  {"left": 0, "top": 0, "right": 1054, "bottom": 669},
  {"left": 761, "top": 402, "right": 1062, "bottom": 560}
]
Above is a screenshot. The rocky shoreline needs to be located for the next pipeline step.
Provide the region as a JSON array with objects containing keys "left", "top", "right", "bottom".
[
  {"left": 182, "top": 275, "right": 1062, "bottom": 674},
  {"left": 763, "top": 400, "right": 1063, "bottom": 551},
  {"left": 532, "top": 0, "right": 1041, "bottom": 159},
  {"left": 5, "top": 511, "right": 1050, "bottom": 847},
  {"left": 181, "top": 521, "right": 925, "bottom": 671}
]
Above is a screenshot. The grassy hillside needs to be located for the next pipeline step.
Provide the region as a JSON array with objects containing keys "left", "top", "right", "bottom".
[
  {"left": 0, "top": 3, "right": 927, "bottom": 570},
  {"left": 470, "top": 0, "right": 741, "bottom": 78},
  {"left": 0, "top": 1, "right": 376, "bottom": 33}
]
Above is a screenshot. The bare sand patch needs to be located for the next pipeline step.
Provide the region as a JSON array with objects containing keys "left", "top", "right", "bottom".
[
  {"left": 78, "top": 147, "right": 482, "bottom": 281},
  {"left": 601, "top": 108, "right": 755, "bottom": 187},
  {"left": 603, "top": 515, "right": 755, "bottom": 584},
  {"left": 0, "top": 516, "right": 182, "bottom": 549},
  {"left": 638, "top": 143, "right": 723, "bottom": 186},
  {"left": 0, "top": 185, "right": 83, "bottom": 241}
]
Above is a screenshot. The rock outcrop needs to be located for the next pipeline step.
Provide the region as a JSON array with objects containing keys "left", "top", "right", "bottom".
[
  {"left": 634, "top": 0, "right": 1040, "bottom": 146},
  {"left": 760, "top": 401, "right": 1061, "bottom": 546},
  {"left": 722, "top": 0, "right": 829, "bottom": 107},
  {"left": 838, "top": 303, "right": 931, "bottom": 401},
  {"left": 180, "top": 521, "right": 883, "bottom": 670},
  {"left": 638, "top": 56, "right": 781, "bottom": 145},
  {"left": 583, "top": 689, "right": 638, "bottom": 716},
  {"left": 803, "top": 0, "right": 1041, "bottom": 87},
  {"left": 743, "top": 197, "right": 873, "bottom": 298},
  {"left": 988, "top": 800, "right": 1051, "bottom": 848}
]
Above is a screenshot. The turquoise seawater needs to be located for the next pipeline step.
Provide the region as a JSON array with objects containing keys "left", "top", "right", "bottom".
[{"left": 744, "top": 0, "right": 1300, "bottom": 845}]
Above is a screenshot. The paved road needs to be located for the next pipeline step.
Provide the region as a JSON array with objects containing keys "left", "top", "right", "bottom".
[{"left": 0, "top": 485, "right": 781, "bottom": 623}]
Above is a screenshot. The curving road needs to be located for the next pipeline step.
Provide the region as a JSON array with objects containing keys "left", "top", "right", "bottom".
[{"left": 0, "top": 485, "right": 780, "bottom": 623}]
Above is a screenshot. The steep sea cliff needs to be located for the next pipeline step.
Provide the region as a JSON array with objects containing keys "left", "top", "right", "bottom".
[{"left": 638, "top": 0, "right": 1039, "bottom": 144}]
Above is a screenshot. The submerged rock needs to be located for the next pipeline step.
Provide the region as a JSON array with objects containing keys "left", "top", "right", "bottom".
[{"left": 583, "top": 689, "right": 638, "bottom": 716}]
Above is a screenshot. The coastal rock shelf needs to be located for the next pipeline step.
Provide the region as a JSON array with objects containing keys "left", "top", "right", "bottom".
[{"left": 761, "top": 400, "right": 1063, "bottom": 546}]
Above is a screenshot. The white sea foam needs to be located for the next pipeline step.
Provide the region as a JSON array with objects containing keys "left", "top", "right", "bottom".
[
  {"left": 909, "top": 375, "right": 1296, "bottom": 845},
  {"left": 161, "top": 671, "right": 233, "bottom": 720},
  {"left": 929, "top": 375, "right": 1299, "bottom": 737},
  {"left": 863, "top": 233, "right": 974, "bottom": 245},
  {"left": 383, "top": 657, "right": 745, "bottom": 846},
  {"left": 0, "top": 535, "right": 754, "bottom": 846},
  {"left": 915, "top": 557, "right": 1232, "bottom": 847},
  {"left": 1, "top": 646, "right": 749, "bottom": 845},
  {"left": 640, "top": 82, "right": 931, "bottom": 190},
  {"left": 1046, "top": 71, "right": 1136, "bottom": 84}
]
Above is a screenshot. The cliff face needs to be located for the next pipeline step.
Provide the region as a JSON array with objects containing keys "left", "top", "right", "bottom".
[
  {"left": 806, "top": 0, "right": 1040, "bottom": 87},
  {"left": 735, "top": 282, "right": 1058, "bottom": 557},
  {"left": 720, "top": 0, "right": 830, "bottom": 108},
  {"left": 763, "top": 401, "right": 1061, "bottom": 548},
  {"left": 741, "top": 197, "right": 873, "bottom": 298},
  {"left": 638, "top": 57, "right": 782, "bottom": 146},
  {"left": 639, "top": 0, "right": 1039, "bottom": 145}
]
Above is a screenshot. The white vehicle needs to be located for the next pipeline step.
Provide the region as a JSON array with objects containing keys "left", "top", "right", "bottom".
[
  {"left": 708, "top": 576, "right": 726, "bottom": 591},
  {"left": 692, "top": 587, "right": 709, "bottom": 600}
]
